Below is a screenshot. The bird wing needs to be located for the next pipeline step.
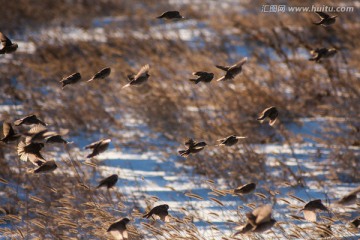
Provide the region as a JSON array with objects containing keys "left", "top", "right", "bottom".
[
  {"left": 216, "top": 76, "right": 226, "bottom": 82},
  {"left": 122, "top": 230, "right": 128, "bottom": 239},
  {"left": 34, "top": 160, "right": 57, "bottom": 173},
  {"left": 231, "top": 57, "right": 248, "bottom": 69},
  {"left": 28, "top": 124, "right": 47, "bottom": 135},
  {"left": 14, "top": 117, "right": 25, "bottom": 126},
  {"left": 269, "top": 118, "right": 277, "bottom": 126},
  {"left": 252, "top": 205, "right": 272, "bottom": 225},
  {"left": 85, "top": 140, "right": 102, "bottom": 149},
  {"left": 215, "top": 65, "right": 229, "bottom": 71},
  {"left": 108, "top": 229, "right": 124, "bottom": 240},
  {"left": 315, "top": 11, "right": 330, "bottom": 19},
  {"left": 28, "top": 155, "right": 46, "bottom": 166},
  {"left": 2, "top": 122, "right": 14, "bottom": 137},
  {"left": 234, "top": 223, "right": 253, "bottom": 235},
  {"left": 134, "top": 64, "right": 150, "bottom": 80},
  {"left": 159, "top": 211, "right": 169, "bottom": 222},
  {"left": 193, "top": 145, "right": 205, "bottom": 150},
  {"left": 17, "top": 141, "right": 26, "bottom": 157},
  {"left": 303, "top": 210, "right": 316, "bottom": 222},
  {"left": 347, "top": 185, "right": 360, "bottom": 196},
  {"left": 0, "top": 32, "right": 12, "bottom": 48}
]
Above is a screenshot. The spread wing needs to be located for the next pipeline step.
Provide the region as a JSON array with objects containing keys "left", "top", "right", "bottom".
[
  {"left": 2, "top": 122, "right": 14, "bottom": 137},
  {"left": 347, "top": 186, "right": 360, "bottom": 196},
  {"left": 134, "top": 64, "right": 149, "bottom": 79},
  {"left": 303, "top": 210, "right": 316, "bottom": 222},
  {"left": 315, "top": 12, "right": 330, "bottom": 19},
  {"left": 231, "top": 57, "right": 248, "bottom": 69},
  {"left": 251, "top": 205, "right": 272, "bottom": 225},
  {"left": 215, "top": 65, "right": 229, "bottom": 71},
  {"left": 28, "top": 124, "right": 47, "bottom": 135},
  {"left": 85, "top": 140, "right": 102, "bottom": 149},
  {"left": 0, "top": 32, "right": 12, "bottom": 48}
]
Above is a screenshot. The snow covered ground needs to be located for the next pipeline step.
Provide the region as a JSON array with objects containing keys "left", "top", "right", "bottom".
[{"left": 69, "top": 115, "right": 359, "bottom": 239}]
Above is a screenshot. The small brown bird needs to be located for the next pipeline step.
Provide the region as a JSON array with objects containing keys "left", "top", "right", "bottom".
[
  {"left": 97, "top": 174, "right": 119, "bottom": 189},
  {"left": 189, "top": 72, "right": 214, "bottom": 84},
  {"left": 87, "top": 67, "right": 111, "bottom": 82},
  {"left": 257, "top": 106, "right": 278, "bottom": 126},
  {"left": 107, "top": 217, "right": 130, "bottom": 240},
  {"left": 234, "top": 204, "right": 276, "bottom": 235},
  {"left": 60, "top": 72, "right": 81, "bottom": 89},
  {"left": 33, "top": 160, "right": 57, "bottom": 173},
  {"left": 143, "top": 204, "right": 169, "bottom": 222},
  {"left": 309, "top": 48, "right": 337, "bottom": 62},
  {"left": 300, "top": 199, "right": 328, "bottom": 222},
  {"left": 313, "top": 12, "right": 337, "bottom": 27},
  {"left": 217, "top": 135, "right": 246, "bottom": 147},
  {"left": 0, "top": 32, "right": 18, "bottom": 54},
  {"left": 14, "top": 114, "right": 46, "bottom": 126},
  {"left": 216, "top": 57, "right": 247, "bottom": 82},
  {"left": 234, "top": 183, "right": 256, "bottom": 195},
  {"left": 178, "top": 138, "right": 207, "bottom": 157},
  {"left": 157, "top": 11, "right": 184, "bottom": 20},
  {"left": 1, "top": 122, "right": 20, "bottom": 143},
  {"left": 17, "top": 140, "right": 46, "bottom": 166},
  {"left": 336, "top": 186, "right": 360, "bottom": 206},
  {"left": 122, "top": 64, "right": 150, "bottom": 89},
  {"left": 85, "top": 138, "right": 111, "bottom": 158}
]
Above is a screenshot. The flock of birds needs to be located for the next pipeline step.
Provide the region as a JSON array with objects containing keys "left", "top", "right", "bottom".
[{"left": 0, "top": 8, "right": 358, "bottom": 240}]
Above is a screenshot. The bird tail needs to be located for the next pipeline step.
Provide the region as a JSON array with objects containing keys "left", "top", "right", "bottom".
[
  {"left": 122, "top": 83, "right": 131, "bottom": 89},
  {"left": 86, "top": 153, "right": 94, "bottom": 158},
  {"left": 189, "top": 79, "right": 200, "bottom": 84},
  {"left": 61, "top": 82, "right": 66, "bottom": 89},
  {"left": 313, "top": 21, "right": 321, "bottom": 25},
  {"left": 215, "top": 65, "right": 229, "bottom": 71},
  {"left": 143, "top": 213, "right": 151, "bottom": 218}
]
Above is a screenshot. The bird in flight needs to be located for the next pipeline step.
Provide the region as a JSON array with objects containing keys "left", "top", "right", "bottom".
[
  {"left": 0, "top": 32, "right": 18, "bottom": 54},
  {"left": 313, "top": 12, "right": 337, "bottom": 27},
  {"left": 189, "top": 71, "right": 214, "bottom": 84},
  {"left": 157, "top": 11, "right": 184, "bottom": 20},
  {"left": 216, "top": 57, "right": 247, "bottom": 82},
  {"left": 122, "top": 64, "right": 150, "bottom": 89}
]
